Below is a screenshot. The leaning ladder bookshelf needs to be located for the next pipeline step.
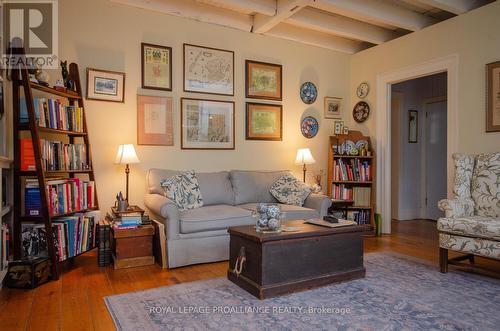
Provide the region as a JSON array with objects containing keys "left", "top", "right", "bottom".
[{"left": 12, "top": 47, "right": 99, "bottom": 279}]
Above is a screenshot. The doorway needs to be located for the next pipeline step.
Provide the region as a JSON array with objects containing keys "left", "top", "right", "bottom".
[{"left": 390, "top": 73, "right": 447, "bottom": 221}]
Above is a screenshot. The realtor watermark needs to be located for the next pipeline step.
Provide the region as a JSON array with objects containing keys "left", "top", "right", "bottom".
[
  {"left": 1, "top": 0, "right": 59, "bottom": 69},
  {"left": 148, "top": 305, "right": 351, "bottom": 315}
]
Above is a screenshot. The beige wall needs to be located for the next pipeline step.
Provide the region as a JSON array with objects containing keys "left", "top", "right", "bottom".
[
  {"left": 58, "top": 0, "right": 351, "bottom": 210},
  {"left": 350, "top": 0, "right": 500, "bottom": 153}
]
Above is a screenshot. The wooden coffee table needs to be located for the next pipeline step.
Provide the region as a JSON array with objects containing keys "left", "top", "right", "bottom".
[{"left": 227, "top": 220, "right": 371, "bottom": 299}]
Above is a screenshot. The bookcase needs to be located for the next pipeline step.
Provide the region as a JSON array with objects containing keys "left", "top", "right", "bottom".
[
  {"left": 12, "top": 47, "right": 99, "bottom": 279},
  {"left": 327, "top": 131, "right": 376, "bottom": 231}
]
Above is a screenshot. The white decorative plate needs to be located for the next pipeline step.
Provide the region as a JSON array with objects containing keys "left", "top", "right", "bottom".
[
  {"left": 355, "top": 140, "right": 368, "bottom": 150},
  {"left": 342, "top": 140, "right": 355, "bottom": 154}
]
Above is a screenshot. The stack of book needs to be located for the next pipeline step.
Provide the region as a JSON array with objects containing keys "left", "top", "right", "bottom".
[
  {"left": 20, "top": 97, "right": 84, "bottom": 132},
  {"left": 333, "top": 159, "right": 371, "bottom": 182},
  {"left": 347, "top": 210, "right": 370, "bottom": 225},
  {"left": 97, "top": 218, "right": 111, "bottom": 266},
  {"left": 106, "top": 207, "right": 150, "bottom": 229}
]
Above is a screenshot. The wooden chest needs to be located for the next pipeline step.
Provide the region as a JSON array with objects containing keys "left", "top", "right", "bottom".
[
  {"left": 228, "top": 220, "right": 370, "bottom": 299},
  {"left": 111, "top": 225, "right": 155, "bottom": 269}
]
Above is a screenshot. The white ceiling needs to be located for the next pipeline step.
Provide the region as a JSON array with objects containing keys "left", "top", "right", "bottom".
[{"left": 110, "top": 0, "right": 495, "bottom": 54}]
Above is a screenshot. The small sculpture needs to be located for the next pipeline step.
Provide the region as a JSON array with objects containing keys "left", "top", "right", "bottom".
[
  {"left": 60, "top": 60, "right": 74, "bottom": 91},
  {"left": 35, "top": 70, "right": 50, "bottom": 86}
]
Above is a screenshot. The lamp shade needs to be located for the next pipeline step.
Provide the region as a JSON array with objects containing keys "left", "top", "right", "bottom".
[
  {"left": 295, "top": 148, "right": 315, "bottom": 165},
  {"left": 115, "top": 144, "right": 140, "bottom": 164}
]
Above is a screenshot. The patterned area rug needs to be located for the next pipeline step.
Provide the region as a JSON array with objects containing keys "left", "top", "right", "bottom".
[{"left": 105, "top": 253, "right": 500, "bottom": 330}]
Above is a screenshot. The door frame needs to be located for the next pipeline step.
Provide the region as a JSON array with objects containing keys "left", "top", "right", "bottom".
[{"left": 376, "top": 54, "right": 459, "bottom": 233}]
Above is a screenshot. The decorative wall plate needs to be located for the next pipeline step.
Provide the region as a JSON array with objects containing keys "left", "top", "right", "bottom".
[
  {"left": 301, "top": 116, "right": 319, "bottom": 138},
  {"left": 355, "top": 139, "right": 368, "bottom": 150},
  {"left": 356, "top": 82, "right": 369, "bottom": 99},
  {"left": 300, "top": 82, "right": 317, "bottom": 104},
  {"left": 353, "top": 101, "right": 370, "bottom": 123},
  {"left": 341, "top": 140, "right": 355, "bottom": 154}
]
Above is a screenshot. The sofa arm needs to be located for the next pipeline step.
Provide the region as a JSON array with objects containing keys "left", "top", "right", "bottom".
[
  {"left": 304, "top": 193, "right": 332, "bottom": 218},
  {"left": 144, "top": 193, "right": 180, "bottom": 239},
  {"left": 438, "top": 198, "right": 475, "bottom": 218}
]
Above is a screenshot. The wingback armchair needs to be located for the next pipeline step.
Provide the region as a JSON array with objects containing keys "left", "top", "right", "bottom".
[{"left": 437, "top": 152, "right": 499, "bottom": 273}]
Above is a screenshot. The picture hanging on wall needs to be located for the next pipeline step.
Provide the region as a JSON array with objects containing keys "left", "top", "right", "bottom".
[
  {"left": 408, "top": 110, "right": 418, "bottom": 143},
  {"left": 141, "top": 43, "right": 172, "bottom": 91},
  {"left": 181, "top": 98, "right": 235, "bottom": 150},
  {"left": 245, "top": 60, "right": 282, "bottom": 100},
  {"left": 246, "top": 102, "right": 282, "bottom": 141},
  {"left": 183, "top": 44, "right": 234, "bottom": 96},
  {"left": 324, "top": 97, "right": 342, "bottom": 119},
  {"left": 86, "top": 68, "right": 125, "bottom": 103},
  {"left": 334, "top": 120, "right": 344, "bottom": 135},
  {"left": 486, "top": 60, "right": 500, "bottom": 132},
  {"left": 137, "top": 95, "right": 173, "bottom": 146}
]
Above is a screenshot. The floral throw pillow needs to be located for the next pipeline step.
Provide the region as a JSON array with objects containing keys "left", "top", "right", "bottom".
[
  {"left": 160, "top": 171, "right": 203, "bottom": 212},
  {"left": 270, "top": 174, "right": 312, "bottom": 206}
]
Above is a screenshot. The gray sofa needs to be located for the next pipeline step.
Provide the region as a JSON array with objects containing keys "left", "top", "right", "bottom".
[{"left": 144, "top": 169, "right": 332, "bottom": 268}]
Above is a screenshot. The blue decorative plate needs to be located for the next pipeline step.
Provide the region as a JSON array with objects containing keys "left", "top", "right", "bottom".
[
  {"left": 301, "top": 116, "right": 319, "bottom": 138},
  {"left": 300, "top": 82, "right": 317, "bottom": 104}
]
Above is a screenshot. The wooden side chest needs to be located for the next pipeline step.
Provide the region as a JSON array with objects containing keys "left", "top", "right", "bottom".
[{"left": 111, "top": 225, "right": 155, "bottom": 269}]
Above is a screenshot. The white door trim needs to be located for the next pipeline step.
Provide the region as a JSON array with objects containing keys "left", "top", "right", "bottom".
[{"left": 375, "top": 54, "right": 459, "bottom": 234}]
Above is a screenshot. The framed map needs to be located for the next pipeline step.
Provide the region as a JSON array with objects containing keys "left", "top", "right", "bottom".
[
  {"left": 246, "top": 60, "right": 282, "bottom": 100},
  {"left": 246, "top": 102, "right": 282, "bottom": 141},
  {"left": 141, "top": 43, "right": 172, "bottom": 91},
  {"left": 486, "top": 61, "right": 500, "bottom": 132},
  {"left": 137, "top": 95, "right": 173, "bottom": 146},
  {"left": 181, "top": 98, "right": 235, "bottom": 149},
  {"left": 183, "top": 44, "right": 234, "bottom": 96}
]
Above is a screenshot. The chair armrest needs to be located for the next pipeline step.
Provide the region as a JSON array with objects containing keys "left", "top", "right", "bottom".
[
  {"left": 303, "top": 193, "right": 332, "bottom": 218},
  {"left": 144, "top": 193, "right": 180, "bottom": 239},
  {"left": 438, "top": 198, "right": 474, "bottom": 218}
]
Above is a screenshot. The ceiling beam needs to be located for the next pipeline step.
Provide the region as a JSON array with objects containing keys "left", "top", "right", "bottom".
[
  {"left": 286, "top": 7, "right": 398, "bottom": 44},
  {"left": 311, "top": 0, "right": 438, "bottom": 31},
  {"left": 409, "top": 0, "right": 480, "bottom": 15},
  {"left": 195, "top": 0, "right": 276, "bottom": 16},
  {"left": 264, "top": 23, "right": 366, "bottom": 54},
  {"left": 110, "top": 0, "right": 253, "bottom": 32},
  {"left": 252, "top": 0, "right": 313, "bottom": 34}
]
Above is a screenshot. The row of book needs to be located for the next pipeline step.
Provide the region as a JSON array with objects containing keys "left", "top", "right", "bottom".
[
  {"left": 331, "top": 185, "right": 371, "bottom": 206},
  {"left": 20, "top": 97, "right": 84, "bottom": 132},
  {"left": 333, "top": 159, "right": 371, "bottom": 182},
  {"left": 97, "top": 219, "right": 111, "bottom": 267},
  {"left": 24, "top": 178, "right": 95, "bottom": 217},
  {"left": 347, "top": 210, "right": 370, "bottom": 225},
  {"left": 21, "top": 214, "right": 96, "bottom": 261},
  {"left": 1, "top": 223, "right": 9, "bottom": 271}
]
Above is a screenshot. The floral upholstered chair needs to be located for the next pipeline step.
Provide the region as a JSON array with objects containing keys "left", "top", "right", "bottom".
[{"left": 437, "top": 152, "right": 500, "bottom": 273}]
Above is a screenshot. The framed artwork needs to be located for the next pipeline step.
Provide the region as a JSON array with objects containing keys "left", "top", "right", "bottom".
[
  {"left": 334, "top": 120, "right": 344, "bottom": 135},
  {"left": 245, "top": 60, "right": 282, "bottom": 100},
  {"left": 343, "top": 126, "right": 349, "bottom": 135},
  {"left": 324, "top": 97, "right": 342, "bottom": 119},
  {"left": 246, "top": 102, "right": 282, "bottom": 141},
  {"left": 137, "top": 95, "right": 173, "bottom": 146},
  {"left": 486, "top": 61, "right": 500, "bottom": 132},
  {"left": 141, "top": 43, "right": 172, "bottom": 91},
  {"left": 408, "top": 110, "right": 418, "bottom": 143},
  {"left": 183, "top": 44, "right": 234, "bottom": 96},
  {"left": 86, "top": 68, "right": 125, "bottom": 103},
  {"left": 181, "top": 98, "right": 235, "bottom": 150}
]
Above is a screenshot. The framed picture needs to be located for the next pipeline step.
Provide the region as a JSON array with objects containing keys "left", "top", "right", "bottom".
[
  {"left": 324, "top": 97, "right": 342, "bottom": 119},
  {"left": 486, "top": 61, "right": 500, "bottom": 132},
  {"left": 246, "top": 102, "right": 282, "bottom": 141},
  {"left": 181, "top": 98, "right": 235, "bottom": 150},
  {"left": 334, "top": 120, "right": 344, "bottom": 135},
  {"left": 137, "top": 95, "right": 173, "bottom": 146},
  {"left": 141, "top": 43, "right": 172, "bottom": 91},
  {"left": 408, "top": 110, "right": 418, "bottom": 143},
  {"left": 86, "top": 68, "right": 125, "bottom": 102},
  {"left": 183, "top": 44, "right": 234, "bottom": 96},
  {"left": 245, "top": 60, "right": 282, "bottom": 100},
  {"left": 343, "top": 126, "right": 349, "bottom": 135}
]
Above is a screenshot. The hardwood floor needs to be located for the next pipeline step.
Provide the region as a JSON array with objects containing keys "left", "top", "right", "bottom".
[{"left": 1, "top": 219, "right": 498, "bottom": 330}]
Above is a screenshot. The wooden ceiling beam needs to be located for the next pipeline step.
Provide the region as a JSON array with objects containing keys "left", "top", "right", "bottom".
[
  {"left": 252, "top": 0, "right": 313, "bottom": 34},
  {"left": 409, "top": 0, "right": 481, "bottom": 15},
  {"left": 195, "top": 0, "right": 276, "bottom": 16}
]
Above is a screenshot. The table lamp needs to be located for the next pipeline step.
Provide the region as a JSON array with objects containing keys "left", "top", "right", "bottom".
[
  {"left": 115, "top": 144, "right": 140, "bottom": 202},
  {"left": 295, "top": 148, "right": 315, "bottom": 182}
]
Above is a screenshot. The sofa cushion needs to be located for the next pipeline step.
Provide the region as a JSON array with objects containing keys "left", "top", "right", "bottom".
[
  {"left": 471, "top": 152, "right": 500, "bottom": 218},
  {"left": 238, "top": 203, "right": 318, "bottom": 220},
  {"left": 230, "top": 170, "right": 291, "bottom": 205},
  {"left": 160, "top": 171, "right": 203, "bottom": 211},
  {"left": 179, "top": 205, "right": 253, "bottom": 234},
  {"left": 437, "top": 216, "right": 500, "bottom": 241},
  {"left": 270, "top": 174, "right": 312, "bottom": 206}
]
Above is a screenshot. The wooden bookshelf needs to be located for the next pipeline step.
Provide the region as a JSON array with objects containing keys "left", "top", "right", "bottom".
[
  {"left": 12, "top": 46, "right": 99, "bottom": 280},
  {"left": 327, "top": 131, "right": 376, "bottom": 232}
]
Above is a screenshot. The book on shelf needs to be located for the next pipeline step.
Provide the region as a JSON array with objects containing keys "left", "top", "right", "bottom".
[
  {"left": 331, "top": 186, "right": 371, "bottom": 207},
  {"left": 333, "top": 158, "right": 371, "bottom": 182},
  {"left": 21, "top": 223, "right": 60, "bottom": 261},
  {"left": 20, "top": 96, "right": 84, "bottom": 132},
  {"left": 347, "top": 210, "right": 370, "bottom": 225},
  {"left": 20, "top": 138, "right": 36, "bottom": 171},
  {"left": 97, "top": 218, "right": 111, "bottom": 267}
]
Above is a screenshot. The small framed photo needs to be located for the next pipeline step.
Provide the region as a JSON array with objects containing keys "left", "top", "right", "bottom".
[
  {"left": 408, "top": 110, "right": 418, "bottom": 143},
  {"left": 246, "top": 102, "right": 282, "bottom": 141},
  {"left": 334, "top": 120, "right": 344, "bottom": 135},
  {"left": 181, "top": 98, "right": 235, "bottom": 150},
  {"left": 137, "top": 95, "right": 173, "bottom": 146},
  {"left": 141, "top": 43, "right": 172, "bottom": 91},
  {"left": 86, "top": 68, "right": 125, "bottom": 103},
  {"left": 324, "top": 97, "right": 342, "bottom": 119},
  {"left": 486, "top": 61, "right": 500, "bottom": 132},
  {"left": 343, "top": 126, "right": 349, "bottom": 135},
  {"left": 245, "top": 60, "right": 282, "bottom": 100}
]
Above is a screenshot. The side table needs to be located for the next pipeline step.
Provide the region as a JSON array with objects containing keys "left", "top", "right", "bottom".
[{"left": 110, "top": 224, "right": 155, "bottom": 269}]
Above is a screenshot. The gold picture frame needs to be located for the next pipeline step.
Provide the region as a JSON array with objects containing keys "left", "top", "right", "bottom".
[
  {"left": 246, "top": 102, "right": 283, "bottom": 141},
  {"left": 141, "top": 43, "right": 172, "bottom": 91},
  {"left": 486, "top": 61, "right": 500, "bottom": 132},
  {"left": 245, "top": 60, "right": 282, "bottom": 101}
]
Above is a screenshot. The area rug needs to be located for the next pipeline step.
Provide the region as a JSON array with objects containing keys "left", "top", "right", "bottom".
[{"left": 105, "top": 253, "right": 500, "bottom": 330}]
